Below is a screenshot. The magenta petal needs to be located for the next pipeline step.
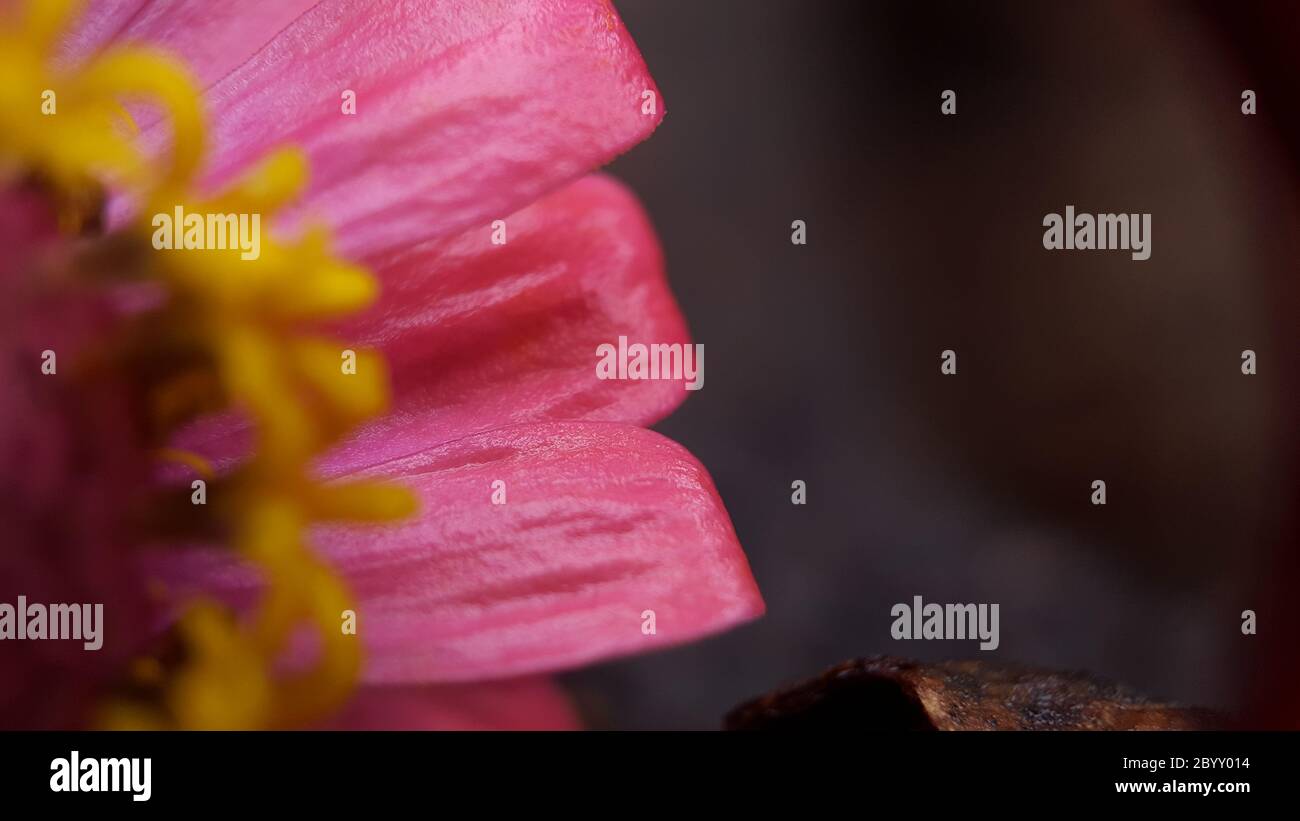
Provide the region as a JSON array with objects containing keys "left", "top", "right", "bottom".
[
  {"left": 145, "top": 422, "right": 763, "bottom": 683},
  {"left": 173, "top": 174, "right": 695, "bottom": 473},
  {"left": 186, "top": 0, "right": 665, "bottom": 256},
  {"left": 326, "top": 678, "right": 579, "bottom": 730},
  {"left": 329, "top": 422, "right": 762, "bottom": 683},
  {"left": 325, "top": 173, "right": 692, "bottom": 472},
  {"left": 58, "top": 1, "right": 321, "bottom": 89}
]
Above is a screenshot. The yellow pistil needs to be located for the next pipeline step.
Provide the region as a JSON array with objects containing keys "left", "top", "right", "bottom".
[{"left": 2, "top": 0, "right": 414, "bottom": 728}]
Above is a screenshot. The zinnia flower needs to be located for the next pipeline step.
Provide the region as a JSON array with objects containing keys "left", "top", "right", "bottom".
[{"left": 0, "top": 0, "right": 763, "bottom": 729}]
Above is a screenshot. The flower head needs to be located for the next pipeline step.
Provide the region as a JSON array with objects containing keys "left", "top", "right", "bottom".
[{"left": 0, "top": 0, "right": 763, "bottom": 730}]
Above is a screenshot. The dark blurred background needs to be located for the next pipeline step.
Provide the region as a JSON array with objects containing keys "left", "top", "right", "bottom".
[{"left": 566, "top": 0, "right": 1298, "bottom": 729}]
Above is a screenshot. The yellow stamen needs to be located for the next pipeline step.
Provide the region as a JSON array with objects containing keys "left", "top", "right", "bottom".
[
  {"left": 2, "top": 0, "right": 415, "bottom": 728},
  {"left": 305, "top": 480, "right": 420, "bottom": 523},
  {"left": 77, "top": 48, "right": 205, "bottom": 190},
  {"left": 0, "top": 1, "right": 197, "bottom": 201}
]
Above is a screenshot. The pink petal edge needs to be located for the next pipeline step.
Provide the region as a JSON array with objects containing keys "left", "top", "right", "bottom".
[
  {"left": 143, "top": 421, "right": 765, "bottom": 684},
  {"left": 121, "top": 0, "right": 665, "bottom": 259}
]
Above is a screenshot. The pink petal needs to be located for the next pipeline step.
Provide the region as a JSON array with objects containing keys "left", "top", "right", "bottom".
[
  {"left": 57, "top": 1, "right": 322, "bottom": 89},
  {"left": 174, "top": 173, "right": 695, "bottom": 472},
  {"left": 144, "top": 421, "right": 764, "bottom": 683},
  {"left": 183, "top": 0, "right": 665, "bottom": 257},
  {"left": 326, "top": 678, "right": 579, "bottom": 730},
  {"left": 330, "top": 173, "right": 692, "bottom": 471}
]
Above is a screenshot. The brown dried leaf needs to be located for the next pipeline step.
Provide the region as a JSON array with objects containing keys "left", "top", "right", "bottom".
[{"left": 725, "top": 656, "right": 1223, "bottom": 730}]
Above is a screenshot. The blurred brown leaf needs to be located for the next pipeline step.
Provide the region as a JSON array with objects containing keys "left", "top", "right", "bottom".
[{"left": 726, "top": 656, "right": 1223, "bottom": 730}]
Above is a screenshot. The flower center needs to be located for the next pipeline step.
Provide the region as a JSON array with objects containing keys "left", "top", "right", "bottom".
[{"left": 1, "top": 0, "right": 414, "bottom": 729}]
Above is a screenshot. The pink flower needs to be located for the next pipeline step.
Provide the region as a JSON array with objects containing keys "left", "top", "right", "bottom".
[{"left": 1, "top": 0, "right": 763, "bottom": 728}]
